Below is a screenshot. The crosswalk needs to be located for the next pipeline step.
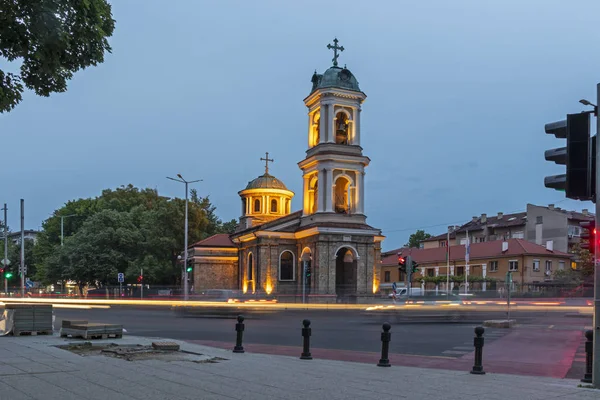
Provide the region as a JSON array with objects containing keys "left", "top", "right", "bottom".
[{"left": 441, "top": 328, "right": 507, "bottom": 357}]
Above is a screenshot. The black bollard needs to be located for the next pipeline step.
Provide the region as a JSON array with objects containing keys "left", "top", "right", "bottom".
[
  {"left": 581, "top": 330, "right": 593, "bottom": 383},
  {"left": 233, "top": 315, "right": 245, "bottom": 353},
  {"left": 377, "top": 322, "right": 392, "bottom": 367},
  {"left": 470, "top": 326, "right": 485, "bottom": 375},
  {"left": 300, "top": 319, "right": 313, "bottom": 360}
]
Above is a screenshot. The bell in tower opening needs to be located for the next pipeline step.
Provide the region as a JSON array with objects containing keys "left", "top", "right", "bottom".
[{"left": 335, "top": 112, "right": 349, "bottom": 145}]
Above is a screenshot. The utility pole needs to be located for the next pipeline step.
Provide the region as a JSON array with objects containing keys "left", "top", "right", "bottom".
[
  {"left": 594, "top": 83, "right": 600, "bottom": 388},
  {"left": 20, "top": 199, "right": 24, "bottom": 297},
  {"left": 3, "top": 203, "right": 7, "bottom": 295}
]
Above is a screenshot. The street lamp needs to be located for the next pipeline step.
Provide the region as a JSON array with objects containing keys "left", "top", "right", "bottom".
[
  {"left": 167, "top": 174, "right": 202, "bottom": 301},
  {"left": 60, "top": 214, "right": 77, "bottom": 246}
]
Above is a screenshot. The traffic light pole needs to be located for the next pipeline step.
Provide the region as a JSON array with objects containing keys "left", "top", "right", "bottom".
[
  {"left": 20, "top": 199, "right": 24, "bottom": 297},
  {"left": 594, "top": 83, "right": 600, "bottom": 388},
  {"left": 3, "top": 203, "right": 7, "bottom": 295}
]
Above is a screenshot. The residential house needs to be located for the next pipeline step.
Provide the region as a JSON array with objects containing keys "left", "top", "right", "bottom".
[
  {"left": 380, "top": 239, "right": 572, "bottom": 294},
  {"left": 421, "top": 204, "right": 593, "bottom": 254}
]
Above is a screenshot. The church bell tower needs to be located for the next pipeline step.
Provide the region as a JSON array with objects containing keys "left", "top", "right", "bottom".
[{"left": 299, "top": 38, "right": 370, "bottom": 227}]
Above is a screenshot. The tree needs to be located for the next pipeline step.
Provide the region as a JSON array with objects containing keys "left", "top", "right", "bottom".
[
  {"left": 61, "top": 209, "right": 142, "bottom": 292},
  {"left": 34, "top": 184, "right": 235, "bottom": 286},
  {"left": 405, "top": 230, "right": 432, "bottom": 248},
  {"left": 0, "top": 0, "right": 115, "bottom": 113}
]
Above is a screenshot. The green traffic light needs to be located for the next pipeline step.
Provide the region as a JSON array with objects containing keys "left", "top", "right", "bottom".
[
  {"left": 186, "top": 267, "right": 192, "bottom": 272},
  {"left": 5, "top": 272, "right": 13, "bottom": 279}
]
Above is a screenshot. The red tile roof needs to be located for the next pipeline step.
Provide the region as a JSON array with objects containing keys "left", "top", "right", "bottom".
[
  {"left": 381, "top": 239, "right": 571, "bottom": 266},
  {"left": 191, "top": 234, "right": 235, "bottom": 248}
]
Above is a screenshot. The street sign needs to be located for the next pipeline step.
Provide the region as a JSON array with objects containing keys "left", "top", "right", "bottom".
[
  {"left": 0, "top": 259, "right": 10, "bottom": 266},
  {"left": 25, "top": 279, "right": 33, "bottom": 288},
  {"left": 392, "top": 282, "right": 397, "bottom": 291},
  {"left": 117, "top": 272, "right": 124, "bottom": 283}
]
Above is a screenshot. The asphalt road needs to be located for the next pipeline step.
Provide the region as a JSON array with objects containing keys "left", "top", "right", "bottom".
[{"left": 52, "top": 307, "right": 546, "bottom": 358}]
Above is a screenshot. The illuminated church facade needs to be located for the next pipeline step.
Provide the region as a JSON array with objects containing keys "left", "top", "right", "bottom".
[{"left": 190, "top": 40, "right": 384, "bottom": 300}]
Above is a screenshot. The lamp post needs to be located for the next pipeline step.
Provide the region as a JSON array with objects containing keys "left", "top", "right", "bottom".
[
  {"left": 167, "top": 174, "right": 202, "bottom": 301},
  {"left": 59, "top": 214, "right": 77, "bottom": 296}
]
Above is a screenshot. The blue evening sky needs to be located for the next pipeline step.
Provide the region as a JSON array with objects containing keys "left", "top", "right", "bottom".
[{"left": 2, "top": 0, "right": 600, "bottom": 249}]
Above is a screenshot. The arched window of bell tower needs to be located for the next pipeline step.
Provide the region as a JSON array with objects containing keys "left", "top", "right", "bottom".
[
  {"left": 311, "top": 112, "right": 320, "bottom": 147},
  {"left": 334, "top": 175, "right": 352, "bottom": 214},
  {"left": 335, "top": 112, "right": 350, "bottom": 145},
  {"left": 309, "top": 175, "right": 319, "bottom": 214}
]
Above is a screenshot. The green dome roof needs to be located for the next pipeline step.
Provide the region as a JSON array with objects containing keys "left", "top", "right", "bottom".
[
  {"left": 311, "top": 66, "right": 361, "bottom": 93},
  {"left": 245, "top": 173, "right": 288, "bottom": 190}
]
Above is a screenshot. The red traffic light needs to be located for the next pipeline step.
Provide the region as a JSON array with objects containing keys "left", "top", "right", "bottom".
[
  {"left": 137, "top": 275, "right": 143, "bottom": 283},
  {"left": 397, "top": 256, "right": 405, "bottom": 265},
  {"left": 580, "top": 221, "right": 596, "bottom": 255}
]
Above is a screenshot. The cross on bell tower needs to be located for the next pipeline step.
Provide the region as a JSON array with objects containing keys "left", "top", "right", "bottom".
[
  {"left": 260, "top": 152, "right": 274, "bottom": 174},
  {"left": 327, "top": 38, "right": 344, "bottom": 67}
]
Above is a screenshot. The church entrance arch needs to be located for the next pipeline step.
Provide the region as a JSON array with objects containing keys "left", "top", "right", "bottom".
[{"left": 335, "top": 247, "right": 357, "bottom": 298}]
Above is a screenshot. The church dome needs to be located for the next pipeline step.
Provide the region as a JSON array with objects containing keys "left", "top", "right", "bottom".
[
  {"left": 311, "top": 66, "right": 361, "bottom": 93},
  {"left": 245, "top": 173, "right": 289, "bottom": 190}
]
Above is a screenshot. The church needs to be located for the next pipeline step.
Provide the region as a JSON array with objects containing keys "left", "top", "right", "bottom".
[{"left": 190, "top": 39, "right": 385, "bottom": 301}]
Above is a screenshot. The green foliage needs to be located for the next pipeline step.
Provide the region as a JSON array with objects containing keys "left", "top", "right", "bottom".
[
  {"left": 34, "top": 184, "right": 235, "bottom": 286},
  {"left": 0, "top": 0, "right": 115, "bottom": 112},
  {"left": 405, "top": 230, "right": 432, "bottom": 248},
  {"left": 572, "top": 243, "right": 594, "bottom": 277},
  {"left": 552, "top": 268, "right": 582, "bottom": 284}
]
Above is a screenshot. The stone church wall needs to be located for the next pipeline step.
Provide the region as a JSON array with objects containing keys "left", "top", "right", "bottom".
[{"left": 193, "top": 260, "right": 238, "bottom": 292}]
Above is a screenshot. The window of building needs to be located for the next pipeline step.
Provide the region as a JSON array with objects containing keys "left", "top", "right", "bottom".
[
  {"left": 270, "top": 199, "right": 278, "bottom": 213},
  {"left": 427, "top": 269, "right": 435, "bottom": 277},
  {"left": 456, "top": 266, "right": 465, "bottom": 276},
  {"left": 536, "top": 216, "right": 543, "bottom": 224},
  {"left": 248, "top": 253, "right": 254, "bottom": 281},
  {"left": 489, "top": 261, "right": 498, "bottom": 272},
  {"left": 559, "top": 261, "right": 565, "bottom": 270},
  {"left": 511, "top": 231, "right": 524, "bottom": 239},
  {"left": 440, "top": 240, "right": 447, "bottom": 247},
  {"left": 254, "top": 199, "right": 261, "bottom": 213},
  {"left": 533, "top": 259, "right": 540, "bottom": 271},
  {"left": 473, "top": 236, "right": 485, "bottom": 243},
  {"left": 279, "top": 251, "right": 294, "bottom": 281},
  {"left": 568, "top": 225, "right": 582, "bottom": 237},
  {"left": 384, "top": 271, "right": 391, "bottom": 283},
  {"left": 545, "top": 260, "right": 552, "bottom": 273},
  {"left": 509, "top": 260, "right": 518, "bottom": 271}
]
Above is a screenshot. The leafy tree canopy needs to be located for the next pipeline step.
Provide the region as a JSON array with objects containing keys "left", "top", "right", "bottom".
[
  {"left": 34, "top": 184, "right": 237, "bottom": 287},
  {"left": 405, "top": 229, "right": 432, "bottom": 248},
  {"left": 0, "top": 0, "right": 115, "bottom": 112}
]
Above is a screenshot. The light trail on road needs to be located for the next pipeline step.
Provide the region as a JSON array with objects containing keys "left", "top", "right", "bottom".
[{"left": 0, "top": 297, "right": 592, "bottom": 315}]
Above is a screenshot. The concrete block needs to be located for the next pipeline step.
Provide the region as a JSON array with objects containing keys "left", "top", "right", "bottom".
[{"left": 483, "top": 319, "right": 516, "bottom": 328}]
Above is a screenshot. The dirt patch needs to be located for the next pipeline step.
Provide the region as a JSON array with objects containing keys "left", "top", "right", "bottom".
[{"left": 57, "top": 342, "right": 228, "bottom": 363}]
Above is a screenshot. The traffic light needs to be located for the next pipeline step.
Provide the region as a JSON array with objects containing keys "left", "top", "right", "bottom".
[
  {"left": 544, "top": 112, "right": 595, "bottom": 201},
  {"left": 4, "top": 271, "right": 13, "bottom": 279},
  {"left": 137, "top": 275, "right": 143, "bottom": 283},
  {"left": 411, "top": 260, "right": 419, "bottom": 274},
  {"left": 397, "top": 253, "right": 406, "bottom": 273},
  {"left": 580, "top": 220, "right": 596, "bottom": 256},
  {"left": 305, "top": 265, "right": 311, "bottom": 278},
  {"left": 406, "top": 256, "right": 419, "bottom": 275},
  {"left": 186, "top": 258, "right": 193, "bottom": 273}
]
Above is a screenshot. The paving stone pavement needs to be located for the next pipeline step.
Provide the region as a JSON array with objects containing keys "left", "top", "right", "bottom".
[{"left": 0, "top": 334, "right": 598, "bottom": 400}]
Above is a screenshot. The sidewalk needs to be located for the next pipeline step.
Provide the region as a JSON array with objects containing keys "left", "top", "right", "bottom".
[{"left": 0, "top": 334, "right": 597, "bottom": 400}]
